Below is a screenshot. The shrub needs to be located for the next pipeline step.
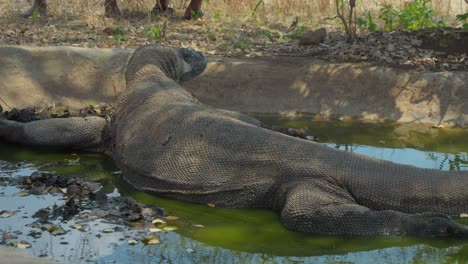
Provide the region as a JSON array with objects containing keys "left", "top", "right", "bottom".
[
  {"left": 456, "top": 13, "right": 468, "bottom": 31},
  {"left": 358, "top": 0, "right": 446, "bottom": 32},
  {"left": 147, "top": 28, "right": 162, "bottom": 42}
]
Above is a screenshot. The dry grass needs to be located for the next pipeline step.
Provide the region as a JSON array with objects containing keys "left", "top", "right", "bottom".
[
  {"left": 0, "top": 0, "right": 466, "bottom": 56},
  {"left": 1, "top": 0, "right": 465, "bottom": 27}
]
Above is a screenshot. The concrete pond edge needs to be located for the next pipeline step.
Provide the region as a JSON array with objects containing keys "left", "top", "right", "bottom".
[{"left": 0, "top": 45, "right": 467, "bottom": 127}]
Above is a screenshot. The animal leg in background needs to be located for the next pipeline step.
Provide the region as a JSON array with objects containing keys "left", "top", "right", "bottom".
[
  {"left": 23, "top": 0, "right": 203, "bottom": 19},
  {"left": 183, "top": 0, "right": 203, "bottom": 20},
  {"left": 21, "top": 0, "right": 47, "bottom": 18},
  {"left": 104, "top": 0, "right": 121, "bottom": 18}
]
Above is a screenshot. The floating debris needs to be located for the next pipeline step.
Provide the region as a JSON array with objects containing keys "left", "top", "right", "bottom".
[
  {"left": 152, "top": 219, "right": 166, "bottom": 225},
  {"left": 18, "top": 241, "right": 31, "bottom": 249},
  {"left": 141, "top": 235, "right": 160, "bottom": 245},
  {"left": 0, "top": 210, "right": 13, "bottom": 218},
  {"left": 50, "top": 227, "right": 66, "bottom": 236},
  {"left": 8, "top": 242, "right": 18, "bottom": 247},
  {"left": 162, "top": 226, "right": 178, "bottom": 232},
  {"left": 71, "top": 224, "right": 82, "bottom": 229},
  {"left": 149, "top": 228, "right": 163, "bottom": 233},
  {"left": 127, "top": 239, "right": 138, "bottom": 245},
  {"left": 15, "top": 190, "right": 30, "bottom": 197},
  {"left": 207, "top": 204, "right": 216, "bottom": 208},
  {"left": 65, "top": 157, "right": 80, "bottom": 166},
  {"left": 193, "top": 224, "right": 205, "bottom": 228},
  {"left": 102, "top": 228, "right": 115, "bottom": 233},
  {"left": 28, "top": 231, "right": 42, "bottom": 239},
  {"left": 460, "top": 213, "right": 468, "bottom": 218},
  {"left": 165, "top": 215, "right": 179, "bottom": 220}
]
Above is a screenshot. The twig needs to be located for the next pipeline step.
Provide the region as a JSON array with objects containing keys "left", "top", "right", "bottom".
[
  {"left": 335, "top": 0, "right": 350, "bottom": 38},
  {"left": 0, "top": 96, "right": 11, "bottom": 110}
]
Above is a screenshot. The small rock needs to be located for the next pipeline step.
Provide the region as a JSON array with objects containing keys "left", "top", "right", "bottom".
[
  {"left": 66, "top": 184, "right": 81, "bottom": 195},
  {"left": 410, "top": 39, "right": 422, "bottom": 47},
  {"left": 299, "top": 28, "right": 326, "bottom": 46}
]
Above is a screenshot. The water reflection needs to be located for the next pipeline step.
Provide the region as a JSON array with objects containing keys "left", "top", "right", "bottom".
[{"left": 331, "top": 144, "right": 468, "bottom": 171}]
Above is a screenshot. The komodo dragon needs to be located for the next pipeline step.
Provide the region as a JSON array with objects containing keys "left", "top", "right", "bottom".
[{"left": 1, "top": 44, "right": 468, "bottom": 237}]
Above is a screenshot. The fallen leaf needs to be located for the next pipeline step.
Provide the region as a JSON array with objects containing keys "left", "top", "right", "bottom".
[
  {"left": 102, "top": 228, "right": 114, "bottom": 233},
  {"left": 141, "top": 234, "right": 160, "bottom": 245},
  {"left": 71, "top": 224, "right": 82, "bottom": 230},
  {"left": 165, "top": 216, "right": 179, "bottom": 220},
  {"left": 163, "top": 226, "right": 178, "bottom": 232},
  {"left": 149, "top": 228, "right": 163, "bottom": 233},
  {"left": 17, "top": 241, "right": 31, "bottom": 249},
  {"left": 127, "top": 239, "right": 138, "bottom": 245},
  {"left": 152, "top": 218, "right": 166, "bottom": 225},
  {"left": 0, "top": 211, "right": 13, "bottom": 218},
  {"left": 15, "top": 190, "right": 30, "bottom": 197}
]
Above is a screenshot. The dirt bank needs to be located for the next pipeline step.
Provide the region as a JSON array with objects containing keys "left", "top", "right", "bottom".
[
  {"left": 0, "top": 246, "right": 57, "bottom": 263},
  {"left": 1, "top": 46, "right": 467, "bottom": 126}
]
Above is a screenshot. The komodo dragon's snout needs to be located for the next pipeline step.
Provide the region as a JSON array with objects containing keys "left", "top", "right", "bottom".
[{"left": 125, "top": 44, "right": 207, "bottom": 84}]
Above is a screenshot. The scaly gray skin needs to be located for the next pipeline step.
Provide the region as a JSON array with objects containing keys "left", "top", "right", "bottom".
[{"left": 1, "top": 44, "right": 468, "bottom": 237}]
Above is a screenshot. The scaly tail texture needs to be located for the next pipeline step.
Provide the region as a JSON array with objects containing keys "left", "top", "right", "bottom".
[{"left": 0, "top": 117, "right": 107, "bottom": 151}]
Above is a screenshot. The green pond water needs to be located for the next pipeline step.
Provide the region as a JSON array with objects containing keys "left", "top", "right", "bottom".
[{"left": 1, "top": 120, "right": 468, "bottom": 263}]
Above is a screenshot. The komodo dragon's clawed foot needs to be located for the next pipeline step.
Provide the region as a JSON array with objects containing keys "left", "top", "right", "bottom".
[{"left": 412, "top": 213, "right": 468, "bottom": 238}]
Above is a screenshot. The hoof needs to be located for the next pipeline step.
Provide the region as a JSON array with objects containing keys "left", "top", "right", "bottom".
[
  {"left": 183, "top": 9, "right": 204, "bottom": 20},
  {"left": 21, "top": 7, "right": 47, "bottom": 18},
  {"left": 150, "top": 7, "right": 174, "bottom": 19},
  {"left": 104, "top": 8, "right": 122, "bottom": 18}
]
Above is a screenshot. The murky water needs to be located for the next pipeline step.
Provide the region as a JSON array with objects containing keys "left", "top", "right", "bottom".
[{"left": 1, "top": 120, "right": 468, "bottom": 264}]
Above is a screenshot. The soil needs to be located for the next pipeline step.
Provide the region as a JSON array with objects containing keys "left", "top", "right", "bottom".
[{"left": 0, "top": 8, "right": 467, "bottom": 72}]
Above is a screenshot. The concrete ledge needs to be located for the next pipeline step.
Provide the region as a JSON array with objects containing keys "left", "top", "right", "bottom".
[
  {"left": 0, "top": 246, "right": 58, "bottom": 264},
  {"left": 1, "top": 46, "right": 467, "bottom": 126}
]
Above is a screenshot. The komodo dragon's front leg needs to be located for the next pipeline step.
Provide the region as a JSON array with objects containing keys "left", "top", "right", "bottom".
[{"left": 0, "top": 117, "right": 107, "bottom": 151}]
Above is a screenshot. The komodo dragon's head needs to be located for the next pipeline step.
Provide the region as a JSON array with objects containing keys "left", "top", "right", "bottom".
[{"left": 125, "top": 44, "right": 207, "bottom": 84}]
